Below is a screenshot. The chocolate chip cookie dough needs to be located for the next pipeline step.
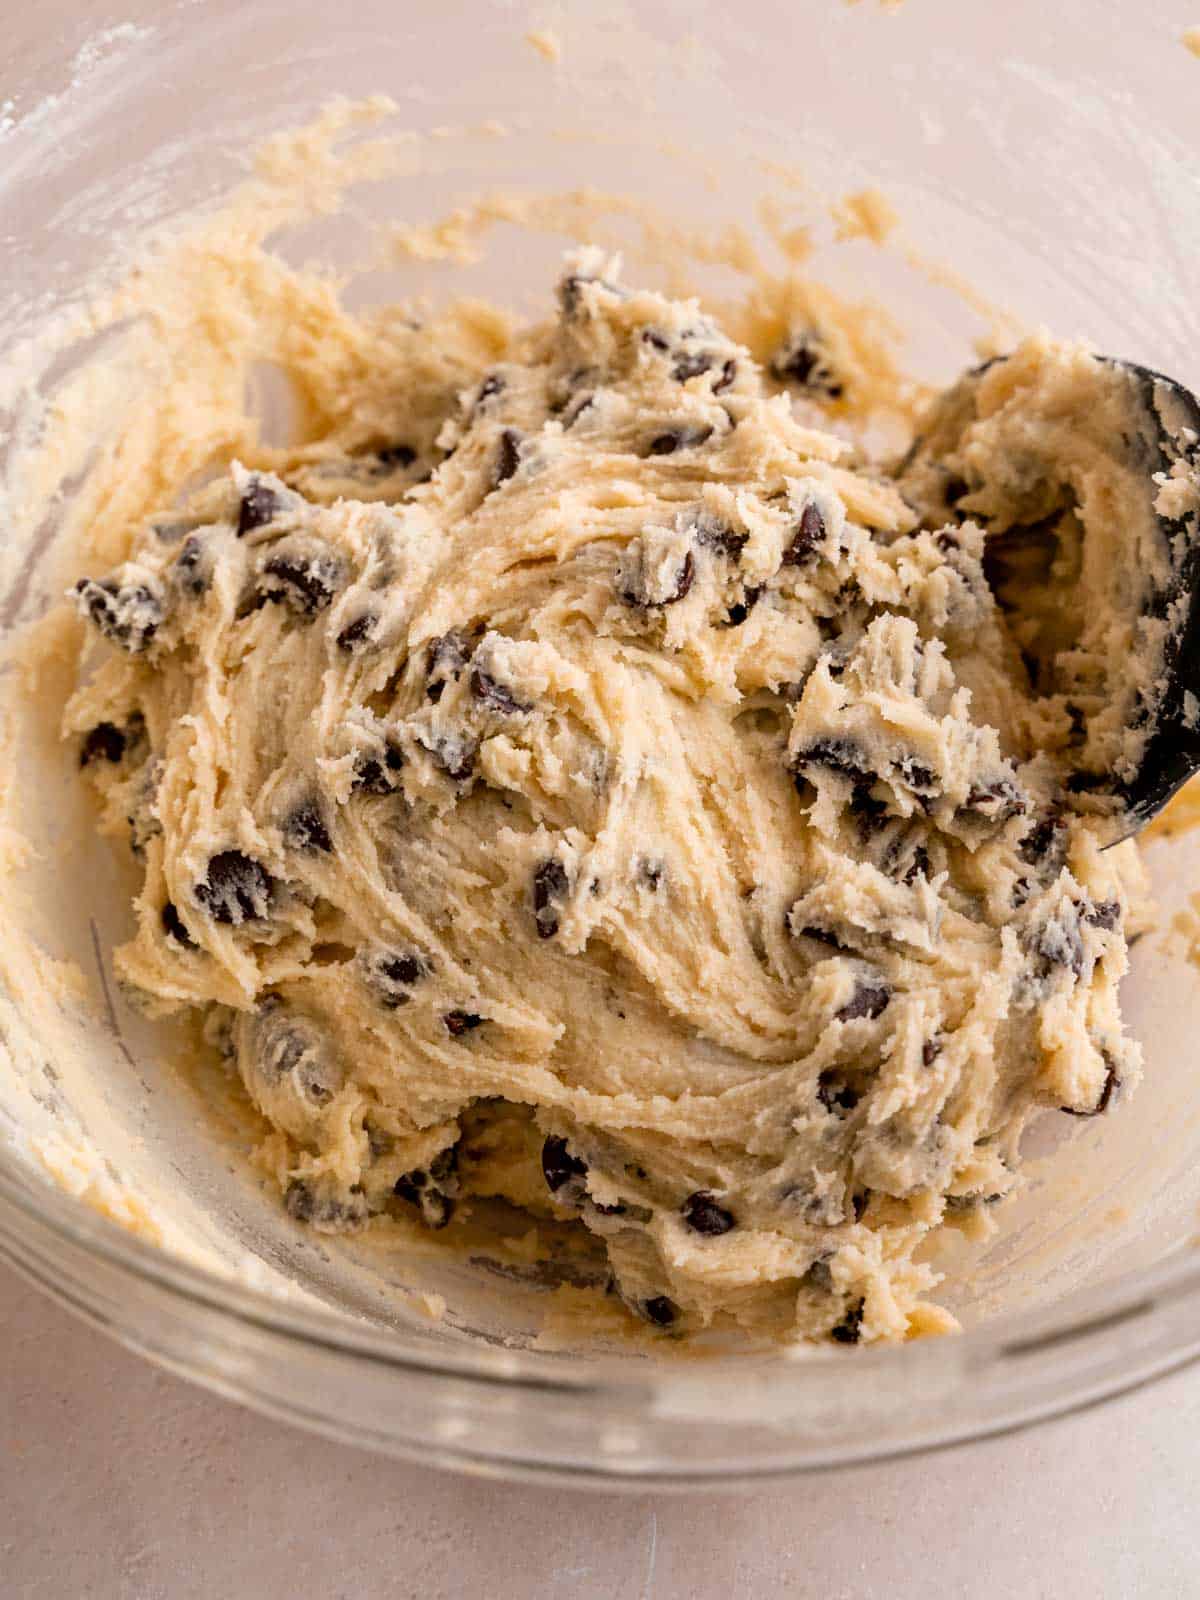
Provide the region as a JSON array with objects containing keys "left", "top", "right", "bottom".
[{"left": 64, "top": 250, "right": 1155, "bottom": 1344}]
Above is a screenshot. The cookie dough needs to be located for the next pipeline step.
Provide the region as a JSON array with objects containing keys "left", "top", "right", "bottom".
[{"left": 64, "top": 252, "right": 1157, "bottom": 1344}]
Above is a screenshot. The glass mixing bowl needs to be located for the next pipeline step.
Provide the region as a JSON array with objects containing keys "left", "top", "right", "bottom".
[{"left": 2, "top": 0, "right": 1200, "bottom": 1487}]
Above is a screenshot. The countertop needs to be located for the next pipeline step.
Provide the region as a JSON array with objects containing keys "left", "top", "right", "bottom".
[{"left": 2, "top": 1259, "right": 1198, "bottom": 1599}]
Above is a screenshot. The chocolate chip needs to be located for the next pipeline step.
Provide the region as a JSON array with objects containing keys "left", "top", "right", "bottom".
[
  {"left": 817, "top": 1072, "right": 860, "bottom": 1114},
  {"left": 426, "top": 631, "right": 469, "bottom": 702},
  {"left": 803, "top": 1257, "right": 834, "bottom": 1293},
  {"left": 712, "top": 358, "right": 737, "bottom": 394},
  {"left": 830, "top": 1298, "right": 865, "bottom": 1344},
  {"left": 283, "top": 800, "right": 332, "bottom": 854},
  {"left": 194, "top": 851, "right": 274, "bottom": 926},
  {"left": 73, "top": 577, "right": 164, "bottom": 653},
  {"left": 336, "top": 614, "right": 377, "bottom": 652},
  {"left": 721, "top": 586, "right": 762, "bottom": 628},
  {"left": 541, "top": 1135, "right": 587, "bottom": 1193},
  {"left": 1020, "top": 811, "right": 1066, "bottom": 864},
  {"left": 1033, "top": 907, "right": 1085, "bottom": 979},
  {"left": 645, "top": 426, "right": 713, "bottom": 457},
  {"left": 353, "top": 743, "right": 404, "bottom": 795},
  {"left": 285, "top": 1180, "right": 366, "bottom": 1229},
  {"left": 371, "top": 949, "right": 432, "bottom": 1007},
  {"left": 423, "top": 733, "right": 477, "bottom": 783},
  {"left": 533, "top": 858, "right": 570, "bottom": 940},
  {"left": 1062, "top": 1057, "right": 1120, "bottom": 1118},
  {"left": 493, "top": 428, "right": 522, "bottom": 488},
  {"left": 903, "top": 845, "right": 931, "bottom": 885},
  {"left": 899, "top": 759, "right": 938, "bottom": 794},
  {"left": 621, "top": 550, "right": 695, "bottom": 609},
  {"left": 770, "top": 334, "right": 843, "bottom": 399},
  {"left": 80, "top": 722, "right": 128, "bottom": 767},
  {"left": 1065, "top": 771, "right": 1106, "bottom": 794},
  {"left": 470, "top": 667, "right": 529, "bottom": 714},
  {"left": 792, "top": 739, "right": 870, "bottom": 782},
  {"left": 672, "top": 352, "right": 713, "bottom": 382},
  {"left": 783, "top": 502, "right": 826, "bottom": 566},
  {"left": 236, "top": 479, "right": 279, "bottom": 537},
  {"left": 475, "top": 372, "right": 506, "bottom": 410},
  {"left": 161, "top": 900, "right": 196, "bottom": 949},
  {"left": 837, "top": 981, "right": 891, "bottom": 1022},
  {"left": 851, "top": 1192, "right": 870, "bottom": 1223},
  {"left": 965, "top": 778, "right": 1028, "bottom": 823},
  {"left": 641, "top": 1295, "right": 680, "bottom": 1327},
  {"left": 1085, "top": 899, "right": 1121, "bottom": 930},
  {"left": 638, "top": 858, "right": 665, "bottom": 891},
  {"left": 174, "top": 534, "right": 210, "bottom": 596},
  {"left": 375, "top": 443, "right": 417, "bottom": 469},
  {"left": 796, "top": 923, "right": 851, "bottom": 952},
  {"left": 641, "top": 328, "right": 671, "bottom": 351},
  {"left": 259, "top": 543, "right": 342, "bottom": 615},
  {"left": 922, "top": 1036, "right": 943, "bottom": 1067},
  {"left": 394, "top": 1162, "right": 457, "bottom": 1229},
  {"left": 443, "top": 1010, "right": 484, "bottom": 1036},
  {"left": 681, "top": 1190, "right": 736, "bottom": 1235}
]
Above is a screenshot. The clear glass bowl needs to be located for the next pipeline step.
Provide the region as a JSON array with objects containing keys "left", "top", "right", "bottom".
[{"left": 2, "top": 0, "right": 1200, "bottom": 1486}]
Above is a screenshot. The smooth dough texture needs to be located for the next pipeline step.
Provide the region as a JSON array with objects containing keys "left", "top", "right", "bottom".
[{"left": 66, "top": 251, "right": 1176, "bottom": 1344}]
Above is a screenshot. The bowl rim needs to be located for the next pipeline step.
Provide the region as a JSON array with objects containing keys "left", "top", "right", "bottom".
[{"left": 3, "top": 1133, "right": 1200, "bottom": 1393}]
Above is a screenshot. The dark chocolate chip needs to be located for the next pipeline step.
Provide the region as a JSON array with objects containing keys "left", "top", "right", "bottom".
[
  {"left": 336, "top": 613, "right": 377, "bottom": 652},
  {"left": 259, "top": 546, "right": 341, "bottom": 615},
  {"left": 161, "top": 900, "right": 197, "bottom": 949},
  {"left": 672, "top": 352, "right": 713, "bottom": 382},
  {"left": 899, "top": 759, "right": 937, "bottom": 794},
  {"left": 770, "top": 334, "right": 844, "bottom": 399},
  {"left": 638, "top": 858, "right": 665, "bottom": 892},
  {"left": 1034, "top": 908, "right": 1085, "bottom": 979},
  {"left": 443, "top": 1009, "right": 484, "bottom": 1036},
  {"left": 80, "top": 722, "right": 128, "bottom": 767},
  {"left": 1085, "top": 899, "right": 1121, "bottom": 930},
  {"left": 394, "top": 1163, "right": 456, "bottom": 1229},
  {"left": 353, "top": 743, "right": 404, "bottom": 796},
  {"left": 965, "top": 778, "right": 1028, "bottom": 823},
  {"left": 837, "top": 981, "right": 891, "bottom": 1022},
  {"left": 681, "top": 1190, "right": 736, "bottom": 1235},
  {"left": 194, "top": 851, "right": 274, "bottom": 926},
  {"left": 792, "top": 739, "right": 870, "bottom": 782},
  {"left": 830, "top": 1298, "right": 865, "bottom": 1344},
  {"left": 783, "top": 502, "right": 826, "bottom": 565},
  {"left": 817, "top": 1072, "right": 860, "bottom": 1114},
  {"left": 1061, "top": 1057, "right": 1120, "bottom": 1118},
  {"left": 621, "top": 550, "right": 695, "bottom": 609},
  {"left": 541, "top": 1134, "right": 587, "bottom": 1193},
  {"left": 423, "top": 733, "right": 477, "bottom": 783},
  {"left": 922, "top": 1036, "right": 943, "bottom": 1067},
  {"left": 236, "top": 479, "right": 279, "bottom": 537},
  {"left": 721, "top": 586, "right": 763, "bottom": 628},
  {"left": 533, "top": 858, "right": 570, "bottom": 940},
  {"left": 796, "top": 924, "right": 852, "bottom": 953},
  {"left": 174, "top": 534, "right": 210, "bottom": 596},
  {"left": 73, "top": 577, "right": 163, "bottom": 653},
  {"left": 372, "top": 949, "right": 432, "bottom": 1008},
  {"left": 493, "top": 428, "right": 522, "bottom": 488},
  {"left": 804, "top": 1257, "right": 834, "bottom": 1293},
  {"left": 712, "top": 358, "right": 737, "bottom": 394},
  {"left": 641, "top": 1295, "right": 680, "bottom": 1328},
  {"left": 470, "top": 667, "right": 529, "bottom": 714},
  {"left": 426, "top": 631, "right": 469, "bottom": 702},
  {"left": 475, "top": 372, "right": 506, "bottom": 410},
  {"left": 641, "top": 328, "right": 671, "bottom": 351},
  {"left": 1020, "top": 811, "right": 1067, "bottom": 864},
  {"left": 283, "top": 800, "right": 332, "bottom": 853},
  {"left": 645, "top": 426, "right": 713, "bottom": 457}
]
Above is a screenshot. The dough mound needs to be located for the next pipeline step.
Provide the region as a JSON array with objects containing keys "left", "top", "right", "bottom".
[{"left": 66, "top": 253, "right": 1147, "bottom": 1344}]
